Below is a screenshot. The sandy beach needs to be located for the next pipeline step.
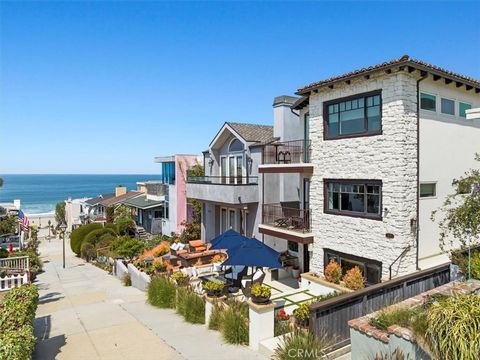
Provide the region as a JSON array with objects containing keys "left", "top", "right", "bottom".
[{"left": 26, "top": 212, "right": 56, "bottom": 238}]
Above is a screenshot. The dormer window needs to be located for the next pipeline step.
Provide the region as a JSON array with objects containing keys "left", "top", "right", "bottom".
[{"left": 323, "top": 90, "right": 382, "bottom": 140}]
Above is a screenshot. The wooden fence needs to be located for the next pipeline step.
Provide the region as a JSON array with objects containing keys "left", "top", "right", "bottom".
[{"left": 309, "top": 263, "right": 451, "bottom": 349}]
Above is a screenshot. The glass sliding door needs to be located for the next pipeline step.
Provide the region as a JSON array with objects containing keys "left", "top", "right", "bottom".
[
  {"left": 221, "top": 208, "right": 227, "bottom": 233},
  {"left": 236, "top": 155, "right": 243, "bottom": 184},
  {"left": 229, "top": 156, "right": 235, "bottom": 184},
  {"left": 220, "top": 156, "right": 227, "bottom": 184},
  {"left": 229, "top": 209, "right": 236, "bottom": 231}
]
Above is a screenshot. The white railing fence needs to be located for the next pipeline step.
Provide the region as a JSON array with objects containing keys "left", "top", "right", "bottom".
[
  {"left": 0, "top": 272, "right": 29, "bottom": 292},
  {"left": 0, "top": 256, "right": 30, "bottom": 271}
]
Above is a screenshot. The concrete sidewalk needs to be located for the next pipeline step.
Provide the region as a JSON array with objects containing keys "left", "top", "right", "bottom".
[{"left": 34, "top": 237, "right": 266, "bottom": 360}]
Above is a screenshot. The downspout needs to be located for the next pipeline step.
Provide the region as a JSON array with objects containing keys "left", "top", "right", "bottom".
[
  {"left": 290, "top": 108, "right": 300, "bottom": 117},
  {"left": 416, "top": 72, "right": 428, "bottom": 271}
]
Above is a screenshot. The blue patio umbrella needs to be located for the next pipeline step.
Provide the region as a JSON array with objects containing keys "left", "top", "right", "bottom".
[
  {"left": 221, "top": 237, "right": 282, "bottom": 268},
  {"left": 210, "top": 229, "right": 250, "bottom": 251}
]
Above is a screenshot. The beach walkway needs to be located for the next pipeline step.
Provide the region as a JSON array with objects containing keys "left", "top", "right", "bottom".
[{"left": 33, "top": 237, "right": 266, "bottom": 360}]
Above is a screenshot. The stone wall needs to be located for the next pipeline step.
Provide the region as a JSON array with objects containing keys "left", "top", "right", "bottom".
[{"left": 309, "top": 70, "right": 419, "bottom": 279}]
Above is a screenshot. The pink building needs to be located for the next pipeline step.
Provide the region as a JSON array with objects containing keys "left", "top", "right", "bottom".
[{"left": 154, "top": 154, "right": 199, "bottom": 235}]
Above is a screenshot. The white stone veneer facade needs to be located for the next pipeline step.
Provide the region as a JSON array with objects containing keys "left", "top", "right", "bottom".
[{"left": 309, "top": 70, "right": 419, "bottom": 280}]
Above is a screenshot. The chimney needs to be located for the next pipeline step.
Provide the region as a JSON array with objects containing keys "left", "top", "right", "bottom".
[
  {"left": 115, "top": 185, "right": 127, "bottom": 197},
  {"left": 273, "top": 95, "right": 301, "bottom": 141}
]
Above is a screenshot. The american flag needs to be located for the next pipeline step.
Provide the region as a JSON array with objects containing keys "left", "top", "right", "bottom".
[{"left": 18, "top": 210, "right": 29, "bottom": 232}]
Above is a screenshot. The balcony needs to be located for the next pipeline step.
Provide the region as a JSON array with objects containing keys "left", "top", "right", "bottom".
[
  {"left": 259, "top": 139, "right": 313, "bottom": 173},
  {"left": 259, "top": 203, "right": 313, "bottom": 243},
  {"left": 187, "top": 176, "right": 259, "bottom": 204}
]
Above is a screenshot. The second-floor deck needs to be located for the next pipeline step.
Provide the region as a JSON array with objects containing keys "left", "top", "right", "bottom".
[
  {"left": 187, "top": 176, "right": 259, "bottom": 204},
  {"left": 259, "top": 139, "right": 314, "bottom": 173}
]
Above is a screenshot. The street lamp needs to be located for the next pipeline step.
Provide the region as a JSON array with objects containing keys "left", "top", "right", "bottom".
[
  {"left": 47, "top": 220, "right": 51, "bottom": 241},
  {"left": 59, "top": 222, "right": 67, "bottom": 269}
]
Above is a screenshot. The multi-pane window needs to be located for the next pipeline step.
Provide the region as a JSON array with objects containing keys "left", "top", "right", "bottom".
[
  {"left": 459, "top": 102, "right": 472, "bottom": 118},
  {"left": 420, "top": 93, "right": 436, "bottom": 111},
  {"left": 441, "top": 98, "right": 455, "bottom": 115},
  {"left": 325, "top": 91, "right": 381, "bottom": 138},
  {"left": 420, "top": 183, "right": 436, "bottom": 198},
  {"left": 325, "top": 180, "right": 382, "bottom": 218}
]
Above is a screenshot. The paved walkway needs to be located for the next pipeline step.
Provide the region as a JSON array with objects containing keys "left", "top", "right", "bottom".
[{"left": 34, "top": 237, "right": 266, "bottom": 360}]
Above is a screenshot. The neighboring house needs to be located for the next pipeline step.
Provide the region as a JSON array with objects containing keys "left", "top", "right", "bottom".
[
  {"left": 187, "top": 122, "right": 272, "bottom": 243},
  {"left": 150, "top": 155, "right": 199, "bottom": 236},
  {"left": 294, "top": 55, "right": 480, "bottom": 282},
  {"left": 187, "top": 109, "right": 312, "bottom": 273},
  {"left": 122, "top": 181, "right": 167, "bottom": 235},
  {"left": 0, "top": 199, "right": 21, "bottom": 216},
  {"left": 84, "top": 186, "right": 142, "bottom": 222},
  {"left": 83, "top": 193, "right": 115, "bottom": 221},
  {"left": 65, "top": 197, "right": 90, "bottom": 231}
]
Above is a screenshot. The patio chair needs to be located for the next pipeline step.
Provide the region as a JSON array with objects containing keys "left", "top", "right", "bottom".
[
  {"left": 224, "top": 266, "right": 248, "bottom": 288},
  {"left": 241, "top": 268, "right": 266, "bottom": 298}
]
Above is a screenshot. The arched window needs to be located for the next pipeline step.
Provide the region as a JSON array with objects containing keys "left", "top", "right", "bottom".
[{"left": 229, "top": 139, "right": 244, "bottom": 152}]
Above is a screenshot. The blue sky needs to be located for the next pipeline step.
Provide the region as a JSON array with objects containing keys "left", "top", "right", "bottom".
[{"left": 1, "top": 1, "right": 479, "bottom": 174}]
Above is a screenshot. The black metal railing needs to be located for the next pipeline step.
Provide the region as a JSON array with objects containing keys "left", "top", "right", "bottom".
[
  {"left": 262, "top": 203, "right": 311, "bottom": 233},
  {"left": 262, "top": 139, "right": 311, "bottom": 165},
  {"left": 187, "top": 176, "right": 258, "bottom": 185}
]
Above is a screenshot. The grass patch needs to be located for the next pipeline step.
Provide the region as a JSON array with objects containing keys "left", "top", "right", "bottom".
[
  {"left": 147, "top": 276, "right": 176, "bottom": 309},
  {"left": 370, "top": 307, "right": 420, "bottom": 331},
  {"left": 183, "top": 291, "right": 205, "bottom": 324},
  {"left": 221, "top": 306, "right": 249, "bottom": 345},
  {"left": 208, "top": 302, "right": 223, "bottom": 331},
  {"left": 273, "top": 329, "right": 331, "bottom": 360}
]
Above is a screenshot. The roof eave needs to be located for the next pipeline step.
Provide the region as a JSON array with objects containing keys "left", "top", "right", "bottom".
[{"left": 297, "top": 60, "right": 480, "bottom": 95}]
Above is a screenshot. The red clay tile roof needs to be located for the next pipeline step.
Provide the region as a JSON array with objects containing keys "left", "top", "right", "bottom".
[{"left": 297, "top": 55, "right": 480, "bottom": 94}]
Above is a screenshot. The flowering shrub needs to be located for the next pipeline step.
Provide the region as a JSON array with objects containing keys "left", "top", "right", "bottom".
[
  {"left": 251, "top": 283, "right": 271, "bottom": 298},
  {"left": 342, "top": 266, "right": 365, "bottom": 290},
  {"left": 212, "top": 254, "right": 225, "bottom": 263},
  {"left": 277, "top": 309, "right": 290, "bottom": 321},
  {"left": 324, "top": 259, "right": 342, "bottom": 284}
]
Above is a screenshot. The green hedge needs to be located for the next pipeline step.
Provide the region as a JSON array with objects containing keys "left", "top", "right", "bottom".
[
  {"left": 0, "top": 284, "right": 39, "bottom": 360},
  {"left": 70, "top": 223, "right": 103, "bottom": 255}
]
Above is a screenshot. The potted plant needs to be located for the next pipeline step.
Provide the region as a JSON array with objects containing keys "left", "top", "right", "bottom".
[
  {"left": 292, "top": 265, "right": 300, "bottom": 278},
  {"left": 153, "top": 260, "right": 167, "bottom": 274},
  {"left": 251, "top": 283, "right": 272, "bottom": 304},
  {"left": 170, "top": 271, "right": 189, "bottom": 286},
  {"left": 203, "top": 281, "right": 224, "bottom": 297},
  {"left": 293, "top": 302, "right": 310, "bottom": 328},
  {"left": 277, "top": 309, "right": 290, "bottom": 327}
]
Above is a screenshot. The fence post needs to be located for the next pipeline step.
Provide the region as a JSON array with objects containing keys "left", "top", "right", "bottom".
[{"left": 248, "top": 300, "right": 275, "bottom": 351}]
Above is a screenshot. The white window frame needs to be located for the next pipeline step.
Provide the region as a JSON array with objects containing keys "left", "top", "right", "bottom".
[
  {"left": 220, "top": 207, "right": 237, "bottom": 232},
  {"left": 420, "top": 182, "right": 437, "bottom": 199}
]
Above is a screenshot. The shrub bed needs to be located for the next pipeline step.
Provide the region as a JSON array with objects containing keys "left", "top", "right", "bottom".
[
  {"left": 147, "top": 276, "right": 176, "bottom": 308},
  {"left": 0, "top": 284, "right": 39, "bottom": 360},
  {"left": 70, "top": 223, "right": 103, "bottom": 255}
]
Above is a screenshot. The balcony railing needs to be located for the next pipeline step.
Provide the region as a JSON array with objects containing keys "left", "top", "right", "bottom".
[
  {"left": 262, "top": 203, "right": 311, "bottom": 233},
  {"left": 187, "top": 176, "right": 258, "bottom": 185},
  {"left": 262, "top": 139, "right": 311, "bottom": 165}
]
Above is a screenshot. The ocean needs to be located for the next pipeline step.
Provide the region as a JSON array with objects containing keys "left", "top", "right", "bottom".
[{"left": 0, "top": 174, "right": 159, "bottom": 214}]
